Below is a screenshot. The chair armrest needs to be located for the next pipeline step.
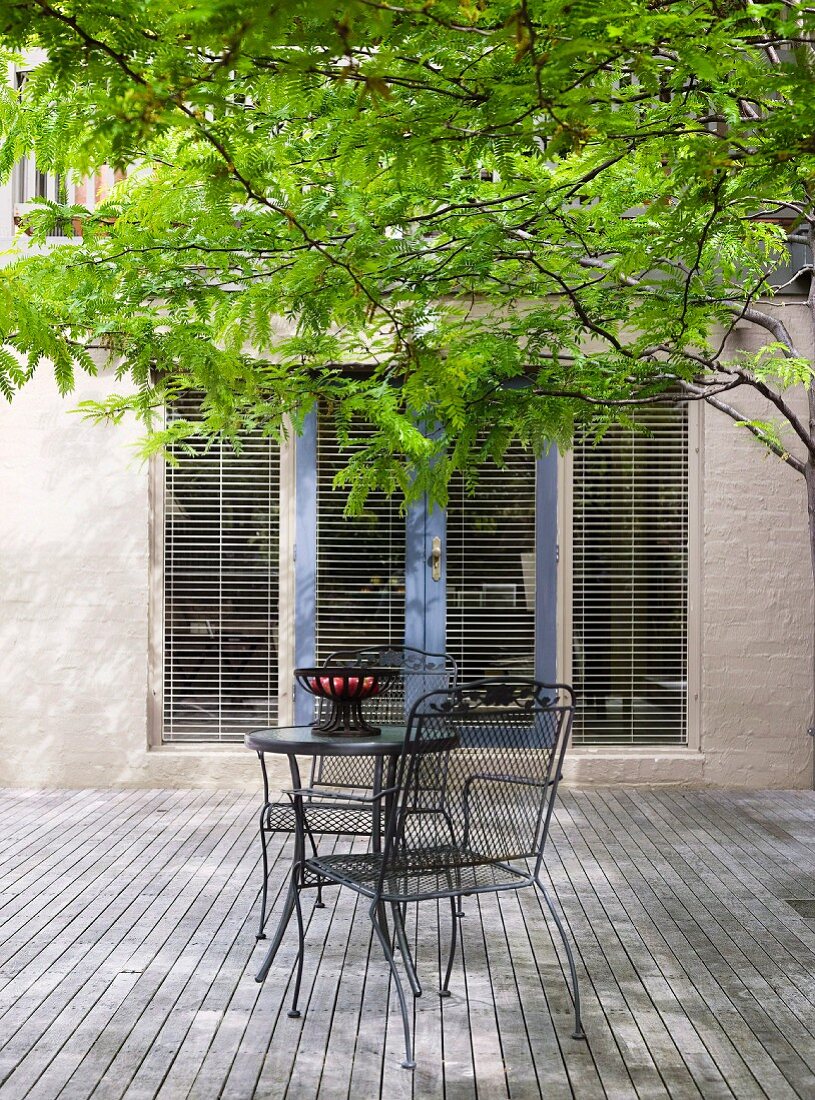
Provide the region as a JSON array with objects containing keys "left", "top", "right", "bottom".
[{"left": 282, "top": 785, "right": 399, "bottom": 804}]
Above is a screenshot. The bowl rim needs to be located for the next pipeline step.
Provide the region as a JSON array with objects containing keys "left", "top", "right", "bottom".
[{"left": 294, "top": 665, "right": 398, "bottom": 684}]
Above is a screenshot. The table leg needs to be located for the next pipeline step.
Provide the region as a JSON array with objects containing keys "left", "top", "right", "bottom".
[
  {"left": 255, "top": 754, "right": 304, "bottom": 984},
  {"left": 370, "top": 757, "right": 389, "bottom": 937}
]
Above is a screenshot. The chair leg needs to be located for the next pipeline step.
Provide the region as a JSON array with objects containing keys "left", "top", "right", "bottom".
[
  {"left": 439, "top": 896, "right": 458, "bottom": 998},
  {"left": 390, "top": 902, "right": 421, "bottom": 998},
  {"left": 288, "top": 869, "right": 306, "bottom": 1018},
  {"left": 255, "top": 861, "right": 298, "bottom": 983},
  {"left": 534, "top": 876, "right": 585, "bottom": 1040},
  {"left": 370, "top": 901, "right": 416, "bottom": 1070},
  {"left": 256, "top": 812, "right": 270, "bottom": 940}
]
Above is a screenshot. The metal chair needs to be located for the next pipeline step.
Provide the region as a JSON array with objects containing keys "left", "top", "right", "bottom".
[
  {"left": 255, "top": 645, "right": 457, "bottom": 939},
  {"left": 284, "top": 677, "right": 583, "bottom": 1069}
]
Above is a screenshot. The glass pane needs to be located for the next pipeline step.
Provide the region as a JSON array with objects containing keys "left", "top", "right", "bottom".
[
  {"left": 446, "top": 445, "right": 537, "bottom": 680},
  {"left": 572, "top": 405, "right": 688, "bottom": 745},
  {"left": 315, "top": 414, "right": 405, "bottom": 658},
  {"left": 163, "top": 402, "right": 280, "bottom": 741}
]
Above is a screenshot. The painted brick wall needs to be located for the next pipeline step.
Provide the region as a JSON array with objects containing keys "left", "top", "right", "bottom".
[
  {"left": 1, "top": 305, "right": 814, "bottom": 789},
  {"left": 701, "top": 308, "right": 813, "bottom": 787},
  {"left": 0, "top": 371, "right": 149, "bottom": 783},
  {"left": 0, "top": 372, "right": 267, "bottom": 788}
]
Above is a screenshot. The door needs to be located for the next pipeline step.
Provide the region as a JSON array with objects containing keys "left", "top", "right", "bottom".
[{"left": 293, "top": 409, "right": 554, "bottom": 720}]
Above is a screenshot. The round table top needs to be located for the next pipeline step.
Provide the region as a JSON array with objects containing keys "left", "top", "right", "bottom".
[{"left": 245, "top": 723, "right": 409, "bottom": 756}]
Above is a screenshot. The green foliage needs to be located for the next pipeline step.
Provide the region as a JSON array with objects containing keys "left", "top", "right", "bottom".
[
  {"left": 734, "top": 418, "right": 789, "bottom": 459},
  {"left": 734, "top": 345, "right": 815, "bottom": 390},
  {"left": 0, "top": 0, "right": 813, "bottom": 503}
]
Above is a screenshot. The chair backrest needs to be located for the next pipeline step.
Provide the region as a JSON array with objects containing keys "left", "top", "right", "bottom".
[
  {"left": 318, "top": 645, "right": 458, "bottom": 724},
  {"left": 391, "top": 677, "right": 574, "bottom": 867},
  {"left": 312, "top": 646, "right": 458, "bottom": 790}
]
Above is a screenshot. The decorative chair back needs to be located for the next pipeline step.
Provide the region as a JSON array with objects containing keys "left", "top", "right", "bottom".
[
  {"left": 386, "top": 678, "right": 574, "bottom": 874},
  {"left": 311, "top": 645, "right": 458, "bottom": 790}
]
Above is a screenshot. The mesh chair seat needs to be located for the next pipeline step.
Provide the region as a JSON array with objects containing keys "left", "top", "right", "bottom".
[
  {"left": 262, "top": 799, "right": 375, "bottom": 838},
  {"left": 306, "top": 846, "right": 530, "bottom": 901}
]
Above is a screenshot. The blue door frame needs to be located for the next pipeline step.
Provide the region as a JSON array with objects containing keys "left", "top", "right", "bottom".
[{"left": 293, "top": 409, "right": 557, "bottom": 721}]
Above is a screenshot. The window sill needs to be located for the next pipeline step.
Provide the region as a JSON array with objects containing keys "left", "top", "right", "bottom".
[{"left": 149, "top": 741, "right": 250, "bottom": 755}]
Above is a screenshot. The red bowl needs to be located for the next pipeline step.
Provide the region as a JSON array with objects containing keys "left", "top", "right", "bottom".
[{"left": 294, "top": 666, "right": 396, "bottom": 700}]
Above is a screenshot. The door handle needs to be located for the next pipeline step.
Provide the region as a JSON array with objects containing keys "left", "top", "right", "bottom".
[{"left": 430, "top": 536, "right": 442, "bottom": 582}]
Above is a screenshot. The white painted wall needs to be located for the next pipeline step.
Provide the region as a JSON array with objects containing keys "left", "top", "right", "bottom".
[
  {"left": 0, "top": 372, "right": 270, "bottom": 789},
  {"left": 2, "top": 355, "right": 812, "bottom": 790},
  {"left": 701, "top": 311, "right": 813, "bottom": 787}
]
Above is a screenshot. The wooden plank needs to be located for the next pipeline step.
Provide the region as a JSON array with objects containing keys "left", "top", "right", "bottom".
[
  {"left": 219, "top": 833, "right": 350, "bottom": 1099},
  {"left": 544, "top": 797, "right": 676, "bottom": 1098},
  {"left": 588, "top": 789, "right": 806, "bottom": 1099},
  {"left": 89, "top": 794, "right": 256, "bottom": 1098},
  {"left": 557, "top": 792, "right": 746, "bottom": 1099},
  {"left": 0, "top": 789, "right": 99, "bottom": 869},
  {"left": 179, "top": 829, "right": 290, "bottom": 1100},
  {"left": 457, "top": 895, "right": 510, "bottom": 1098},
  {"left": 0, "top": 793, "right": 248, "bottom": 1099},
  {"left": 407, "top": 901, "right": 445, "bottom": 1100},
  {"left": 492, "top": 893, "right": 574, "bottom": 1100},
  {"left": 342, "top": 883, "right": 390, "bottom": 1099},
  {"left": 360, "top": 899, "right": 415, "bottom": 1100},
  {"left": 0, "top": 790, "right": 208, "bottom": 1046},
  {"left": 583, "top": 789, "right": 782, "bottom": 1097},
  {"left": 311, "top": 861, "right": 377, "bottom": 1100},
  {"left": 618, "top": 789, "right": 815, "bottom": 1072},
  {"left": 0, "top": 788, "right": 167, "bottom": 937},
  {"left": 105, "top": 811, "right": 261, "bottom": 1099},
  {"left": 281, "top": 841, "right": 365, "bottom": 1099},
  {"left": 435, "top": 908, "right": 478, "bottom": 1100},
  {"left": 664, "top": 791, "right": 815, "bottom": 954},
  {"left": 0, "top": 789, "right": 192, "bottom": 985},
  {"left": 0, "top": 788, "right": 814, "bottom": 1099},
  {"left": 521, "top": 838, "right": 642, "bottom": 1100}
]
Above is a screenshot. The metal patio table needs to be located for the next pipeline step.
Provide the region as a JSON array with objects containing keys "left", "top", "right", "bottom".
[{"left": 246, "top": 723, "right": 411, "bottom": 989}]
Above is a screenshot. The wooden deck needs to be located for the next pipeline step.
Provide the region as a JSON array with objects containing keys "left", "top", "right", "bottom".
[{"left": 1, "top": 788, "right": 815, "bottom": 1099}]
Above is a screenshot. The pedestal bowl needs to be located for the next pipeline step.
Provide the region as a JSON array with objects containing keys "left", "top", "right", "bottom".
[{"left": 293, "top": 666, "right": 398, "bottom": 736}]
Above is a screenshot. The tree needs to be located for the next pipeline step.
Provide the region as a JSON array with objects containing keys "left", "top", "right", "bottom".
[{"left": 1, "top": 2, "right": 815, "bottom": 704}]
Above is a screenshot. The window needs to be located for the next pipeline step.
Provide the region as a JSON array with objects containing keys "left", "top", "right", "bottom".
[
  {"left": 13, "top": 71, "right": 68, "bottom": 236},
  {"left": 571, "top": 405, "right": 688, "bottom": 745},
  {"left": 315, "top": 412, "right": 405, "bottom": 659},
  {"left": 446, "top": 444, "right": 537, "bottom": 680},
  {"left": 162, "top": 403, "right": 281, "bottom": 741}
]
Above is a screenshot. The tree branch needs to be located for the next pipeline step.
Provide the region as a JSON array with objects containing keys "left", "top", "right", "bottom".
[{"left": 678, "top": 380, "right": 806, "bottom": 475}]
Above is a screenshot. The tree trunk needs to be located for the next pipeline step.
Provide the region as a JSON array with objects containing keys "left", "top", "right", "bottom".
[
  {"left": 806, "top": 257, "right": 815, "bottom": 786},
  {"left": 807, "top": 452, "right": 815, "bottom": 789}
]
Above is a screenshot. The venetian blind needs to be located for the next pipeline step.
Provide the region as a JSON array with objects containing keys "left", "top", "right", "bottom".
[
  {"left": 315, "top": 414, "right": 406, "bottom": 659},
  {"left": 163, "top": 404, "right": 280, "bottom": 742},
  {"left": 572, "top": 405, "right": 688, "bottom": 745},
  {"left": 446, "top": 445, "right": 537, "bottom": 681}
]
